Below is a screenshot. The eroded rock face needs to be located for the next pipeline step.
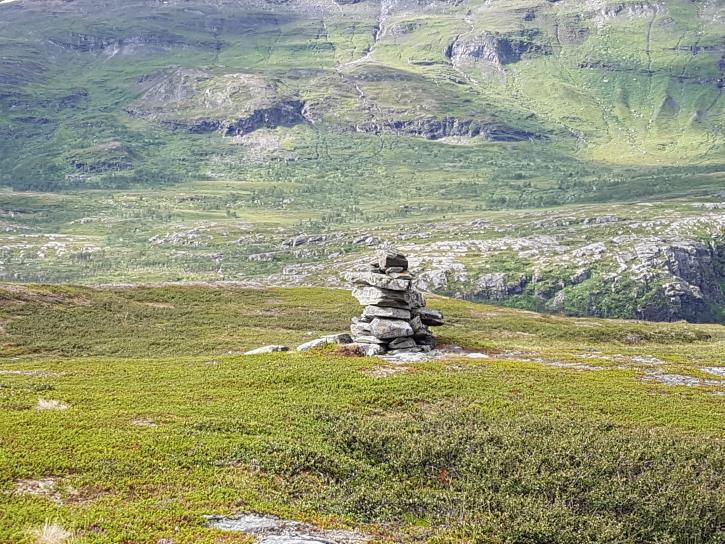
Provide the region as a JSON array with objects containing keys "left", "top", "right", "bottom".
[
  {"left": 447, "top": 32, "right": 551, "bottom": 70},
  {"left": 363, "top": 118, "right": 542, "bottom": 142},
  {"left": 225, "top": 101, "right": 306, "bottom": 137}
]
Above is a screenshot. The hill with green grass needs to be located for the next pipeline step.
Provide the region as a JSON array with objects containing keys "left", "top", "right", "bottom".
[
  {"left": 0, "top": 0, "right": 723, "bottom": 321},
  {"left": 0, "top": 284, "right": 723, "bottom": 542}
]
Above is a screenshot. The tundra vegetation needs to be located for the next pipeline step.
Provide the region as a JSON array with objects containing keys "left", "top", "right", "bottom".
[{"left": 0, "top": 285, "right": 723, "bottom": 543}]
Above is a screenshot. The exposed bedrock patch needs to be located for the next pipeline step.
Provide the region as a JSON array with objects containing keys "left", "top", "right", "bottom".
[
  {"left": 446, "top": 31, "right": 551, "bottom": 70},
  {"left": 224, "top": 100, "right": 307, "bottom": 136},
  {"left": 155, "top": 100, "right": 307, "bottom": 136},
  {"left": 360, "top": 117, "right": 543, "bottom": 141},
  {"left": 206, "top": 513, "right": 368, "bottom": 544},
  {"left": 48, "top": 32, "right": 216, "bottom": 54}
]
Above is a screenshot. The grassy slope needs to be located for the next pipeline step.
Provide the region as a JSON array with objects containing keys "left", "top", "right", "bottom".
[{"left": 0, "top": 285, "right": 723, "bottom": 543}]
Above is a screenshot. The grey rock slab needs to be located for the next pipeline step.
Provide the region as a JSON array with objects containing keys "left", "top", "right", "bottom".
[
  {"left": 369, "top": 318, "right": 414, "bottom": 339},
  {"left": 244, "top": 345, "right": 289, "bottom": 355},
  {"left": 206, "top": 513, "right": 368, "bottom": 544},
  {"left": 296, "top": 333, "right": 352, "bottom": 352},
  {"left": 352, "top": 335, "right": 388, "bottom": 345},
  {"left": 351, "top": 322, "right": 372, "bottom": 336},
  {"left": 347, "top": 271, "right": 410, "bottom": 291},
  {"left": 352, "top": 286, "right": 411, "bottom": 308},
  {"left": 363, "top": 305, "right": 412, "bottom": 320}
]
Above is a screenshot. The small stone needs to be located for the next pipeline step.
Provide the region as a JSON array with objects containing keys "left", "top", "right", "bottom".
[
  {"left": 296, "top": 333, "right": 352, "bottom": 352},
  {"left": 415, "top": 333, "right": 436, "bottom": 348},
  {"left": 244, "top": 345, "right": 289, "bottom": 355},
  {"left": 297, "top": 339, "right": 329, "bottom": 351},
  {"left": 347, "top": 343, "right": 386, "bottom": 356},
  {"left": 351, "top": 322, "right": 372, "bottom": 336},
  {"left": 377, "top": 249, "right": 408, "bottom": 271},
  {"left": 353, "top": 335, "right": 389, "bottom": 345},
  {"left": 409, "top": 315, "right": 425, "bottom": 333},
  {"left": 408, "top": 289, "right": 425, "bottom": 309},
  {"left": 363, "top": 306, "right": 412, "bottom": 320},
  {"left": 388, "top": 337, "right": 417, "bottom": 350},
  {"left": 385, "top": 266, "right": 405, "bottom": 274},
  {"left": 347, "top": 271, "right": 410, "bottom": 291},
  {"left": 415, "top": 308, "right": 444, "bottom": 326},
  {"left": 369, "top": 318, "right": 414, "bottom": 339}
]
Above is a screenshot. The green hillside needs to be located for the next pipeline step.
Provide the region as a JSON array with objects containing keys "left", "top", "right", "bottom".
[
  {"left": 0, "top": 0, "right": 723, "bottom": 321},
  {"left": 0, "top": 285, "right": 723, "bottom": 542},
  {"left": 1, "top": 0, "right": 722, "bottom": 188}
]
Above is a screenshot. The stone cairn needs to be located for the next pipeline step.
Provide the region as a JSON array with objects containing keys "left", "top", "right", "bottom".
[{"left": 347, "top": 249, "right": 444, "bottom": 356}]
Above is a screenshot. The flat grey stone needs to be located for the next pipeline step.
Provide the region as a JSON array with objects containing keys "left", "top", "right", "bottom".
[
  {"left": 352, "top": 335, "right": 388, "bottom": 345},
  {"left": 296, "top": 333, "right": 352, "bottom": 352},
  {"left": 206, "top": 513, "right": 368, "bottom": 544},
  {"left": 352, "top": 286, "right": 411, "bottom": 308},
  {"left": 369, "top": 318, "right": 414, "bottom": 339},
  {"left": 347, "top": 271, "right": 410, "bottom": 291},
  {"left": 363, "top": 306, "right": 412, "bottom": 320},
  {"left": 244, "top": 345, "right": 289, "bottom": 355}
]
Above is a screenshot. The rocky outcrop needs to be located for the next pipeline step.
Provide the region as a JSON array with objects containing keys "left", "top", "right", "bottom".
[
  {"left": 363, "top": 118, "right": 542, "bottom": 141},
  {"left": 225, "top": 101, "right": 306, "bottom": 137},
  {"left": 446, "top": 32, "right": 551, "bottom": 70},
  {"left": 151, "top": 100, "right": 307, "bottom": 136},
  {"left": 635, "top": 241, "right": 725, "bottom": 322},
  {"left": 48, "top": 32, "right": 214, "bottom": 54}
]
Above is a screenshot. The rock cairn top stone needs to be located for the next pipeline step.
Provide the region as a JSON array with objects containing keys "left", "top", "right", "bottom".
[{"left": 346, "top": 249, "right": 444, "bottom": 355}]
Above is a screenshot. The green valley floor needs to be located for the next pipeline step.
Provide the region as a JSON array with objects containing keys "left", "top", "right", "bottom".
[{"left": 0, "top": 285, "right": 723, "bottom": 543}]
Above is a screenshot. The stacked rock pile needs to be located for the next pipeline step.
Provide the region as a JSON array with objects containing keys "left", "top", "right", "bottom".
[{"left": 347, "top": 249, "right": 444, "bottom": 355}]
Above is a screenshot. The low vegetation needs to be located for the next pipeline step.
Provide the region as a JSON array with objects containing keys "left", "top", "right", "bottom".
[{"left": 0, "top": 285, "right": 722, "bottom": 543}]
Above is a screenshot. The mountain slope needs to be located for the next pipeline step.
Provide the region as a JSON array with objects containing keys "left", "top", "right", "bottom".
[
  {"left": 1, "top": 0, "right": 722, "bottom": 189},
  {"left": 0, "top": 0, "right": 723, "bottom": 322}
]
